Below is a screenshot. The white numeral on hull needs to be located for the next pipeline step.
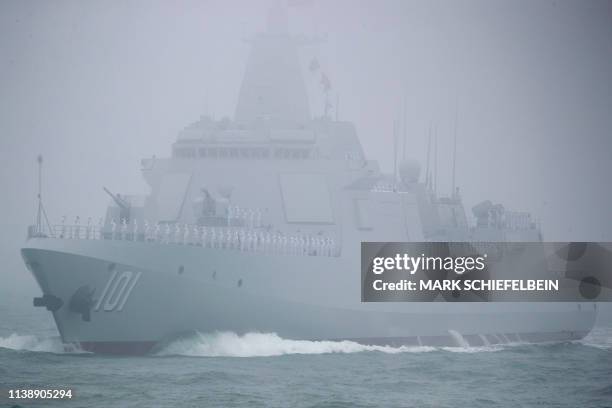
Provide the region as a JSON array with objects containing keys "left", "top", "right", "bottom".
[{"left": 94, "top": 270, "right": 142, "bottom": 312}]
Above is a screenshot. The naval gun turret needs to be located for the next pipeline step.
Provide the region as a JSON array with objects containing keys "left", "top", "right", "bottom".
[
  {"left": 472, "top": 200, "right": 506, "bottom": 228},
  {"left": 103, "top": 186, "right": 131, "bottom": 222},
  {"left": 192, "top": 187, "right": 232, "bottom": 226}
]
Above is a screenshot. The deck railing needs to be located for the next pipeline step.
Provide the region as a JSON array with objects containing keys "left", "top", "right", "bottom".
[
  {"left": 503, "top": 211, "right": 539, "bottom": 231},
  {"left": 33, "top": 221, "right": 340, "bottom": 257}
]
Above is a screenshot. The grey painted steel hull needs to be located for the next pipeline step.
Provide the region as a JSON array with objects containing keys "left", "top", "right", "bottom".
[{"left": 21, "top": 237, "right": 596, "bottom": 354}]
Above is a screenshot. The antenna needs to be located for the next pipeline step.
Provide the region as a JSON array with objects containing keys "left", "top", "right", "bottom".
[
  {"left": 402, "top": 92, "right": 407, "bottom": 161},
  {"left": 393, "top": 119, "right": 399, "bottom": 190},
  {"left": 36, "top": 155, "right": 42, "bottom": 233},
  {"left": 204, "top": 87, "right": 208, "bottom": 117},
  {"left": 36, "top": 155, "right": 53, "bottom": 237},
  {"left": 335, "top": 93, "right": 339, "bottom": 121},
  {"left": 452, "top": 106, "right": 458, "bottom": 199},
  {"left": 425, "top": 123, "right": 431, "bottom": 189},
  {"left": 434, "top": 123, "right": 438, "bottom": 196}
]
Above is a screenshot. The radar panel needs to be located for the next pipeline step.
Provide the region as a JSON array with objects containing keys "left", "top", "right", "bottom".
[
  {"left": 280, "top": 173, "right": 334, "bottom": 224},
  {"left": 157, "top": 173, "right": 192, "bottom": 222}
]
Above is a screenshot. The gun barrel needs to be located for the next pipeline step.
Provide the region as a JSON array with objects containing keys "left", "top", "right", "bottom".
[{"left": 103, "top": 186, "right": 129, "bottom": 209}]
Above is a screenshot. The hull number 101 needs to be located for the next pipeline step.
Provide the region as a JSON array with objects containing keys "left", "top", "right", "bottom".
[{"left": 94, "top": 270, "right": 142, "bottom": 312}]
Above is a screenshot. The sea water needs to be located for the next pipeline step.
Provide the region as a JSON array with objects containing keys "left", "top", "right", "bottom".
[{"left": 1, "top": 294, "right": 611, "bottom": 407}]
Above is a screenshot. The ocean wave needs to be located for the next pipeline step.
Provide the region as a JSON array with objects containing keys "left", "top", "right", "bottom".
[
  {"left": 4, "top": 328, "right": 608, "bottom": 357},
  {"left": 0, "top": 333, "right": 87, "bottom": 354},
  {"left": 0, "top": 333, "right": 65, "bottom": 353},
  {"left": 155, "top": 331, "right": 514, "bottom": 357},
  {"left": 579, "top": 327, "right": 612, "bottom": 350},
  {"left": 156, "top": 332, "right": 434, "bottom": 357}
]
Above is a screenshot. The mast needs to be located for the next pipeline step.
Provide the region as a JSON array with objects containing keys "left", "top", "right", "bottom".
[
  {"left": 402, "top": 92, "right": 407, "bottom": 161},
  {"left": 36, "top": 155, "right": 42, "bottom": 234},
  {"left": 234, "top": 3, "right": 310, "bottom": 123},
  {"left": 425, "top": 123, "right": 431, "bottom": 189},
  {"left": 35, "top": 155, "right": 53, "bottom": 237},
  {"left": 434, "top": 123, "right": 438, "bottom": 196},
  {"left": 393, "top": 119, "right": 399, "bottom": 190},
  {"left": 335, "top": 93, "right": 339, "bottom": 121},
  {"left": 452, "top": 108, "right": 458, "bottom": 199}
]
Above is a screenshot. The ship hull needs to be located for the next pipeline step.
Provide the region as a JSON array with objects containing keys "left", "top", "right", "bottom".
[{"left": 21, "top": 238, "right": 596, "bottom": 355}]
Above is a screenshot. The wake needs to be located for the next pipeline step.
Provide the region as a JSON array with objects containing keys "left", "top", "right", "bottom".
[
  {"left": 0, "top": 333, "right": 65, "bottom": 353},
  {"left": 3, "top": 328, "right": 609, "bottom": 356},
  {"left": 579, "top": 327, "right": 612, "bottom": 350},
  {"left": 155, "top": 331, "right": 512, "bottom": 357}
]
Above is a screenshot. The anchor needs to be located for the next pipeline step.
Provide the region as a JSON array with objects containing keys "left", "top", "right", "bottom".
[
  {"left": 69, "top": 286, "right": 95, "bottom": 322},
  {"left": 33, "top": 294, "right": 63, "bottom": 312}
]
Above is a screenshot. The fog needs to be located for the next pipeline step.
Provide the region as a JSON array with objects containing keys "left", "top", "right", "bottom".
[{"left": 1, "top": 0, "right": 611, "bottom": 302}]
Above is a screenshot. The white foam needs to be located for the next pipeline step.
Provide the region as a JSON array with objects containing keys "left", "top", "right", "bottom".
[
  {"left": 478, "top": 334, "right": 491, "bottom": 346},
  {"left": 157, "top": 331, "right": 437, "bottom": 357},
  {"left": 441, "top": 345, "right": 504, "bottom": 353},
  {"left": 448, "top": 329, "right": 470, "bottom": 347},
  {"left": 580, "top": 327, "right": 612, "bottom": 350},
  {"left": 0, "top": 333, "right": 64, "bottom": 353}
]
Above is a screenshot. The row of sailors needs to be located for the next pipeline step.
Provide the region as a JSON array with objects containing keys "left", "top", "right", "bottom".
[
  {"left": 118, "top": 220, "right": 338, "bottom": 257},
  {"left": 503, "top": 212, "right": 535, "bottom": 230},
  {"left": 58, "top": 207, "right": 266, "bottom": 238},
  {"left": 227, "top": 206, "right": 263, "bottom": 228},
  {"left": 60, "top": 217, "right": 338, "bottom": 257},
  {"left": 58, "top": 216, "right": 102, "bottom": 240},
  {"left": 58, "top": 212, "right": 264, "bottom": 240}
]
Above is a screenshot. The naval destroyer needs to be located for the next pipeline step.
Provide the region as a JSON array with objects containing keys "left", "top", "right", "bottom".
[{"left": 21, "top": 6, "right": 595, "bottom": 354}]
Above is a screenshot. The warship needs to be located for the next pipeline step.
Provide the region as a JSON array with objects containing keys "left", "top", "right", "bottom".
[{"left": 21, "top": 6, "right": 595, "bottom": 354}]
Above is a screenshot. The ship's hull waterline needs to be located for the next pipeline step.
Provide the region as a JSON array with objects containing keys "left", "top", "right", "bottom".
[{"left": 21, "top": 238, "right": 596, "bottom": 355}]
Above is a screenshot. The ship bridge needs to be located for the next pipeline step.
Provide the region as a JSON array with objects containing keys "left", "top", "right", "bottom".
[{"left": 169, "top": 115, "right": 365, "bottom": 164}]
